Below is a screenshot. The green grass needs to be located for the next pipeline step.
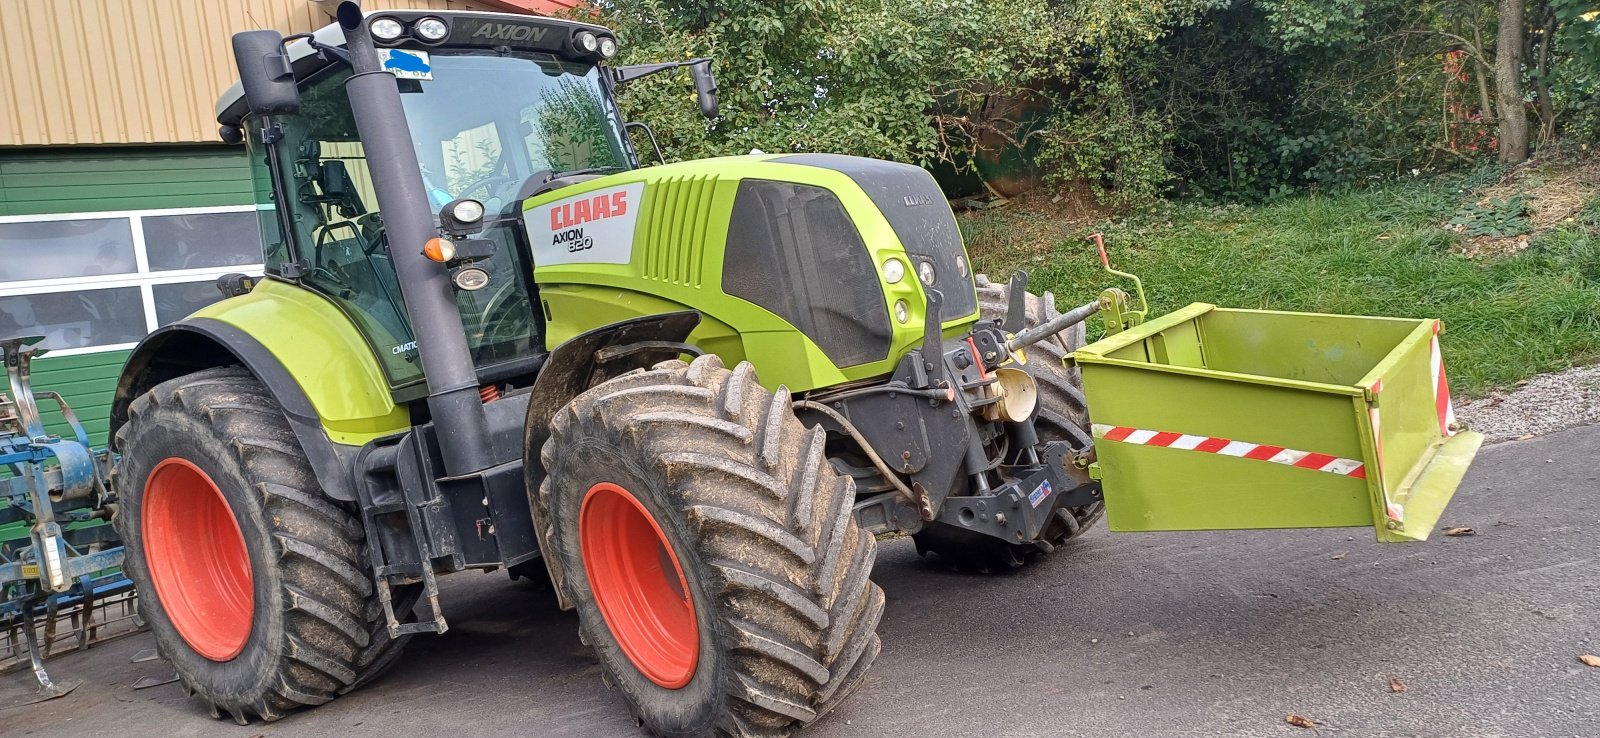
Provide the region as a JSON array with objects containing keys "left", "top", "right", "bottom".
[{"left": 960, "top": 170, "right": 1600, "bottom": 397}]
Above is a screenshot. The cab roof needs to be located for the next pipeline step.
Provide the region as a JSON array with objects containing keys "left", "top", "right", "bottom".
[{"left": 215, "top": 10, "right": 611, "bottom": 129}]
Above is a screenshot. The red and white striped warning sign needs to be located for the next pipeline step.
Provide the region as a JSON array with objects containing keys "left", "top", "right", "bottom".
[
  {"left": 1430, "top": 320, "right": 1457, "bottom": 436},
  {"left": 1091, "top": 424, "right": 1367, "bottom": 478}
]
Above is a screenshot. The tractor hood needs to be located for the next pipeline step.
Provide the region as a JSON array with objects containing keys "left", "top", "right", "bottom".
[{"left": 525, "top": 154, "right": 980, "bottom": 390}]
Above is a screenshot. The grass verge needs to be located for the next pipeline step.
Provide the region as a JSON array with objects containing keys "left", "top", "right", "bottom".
[{"left": 960, "top": 163, "right": 1600, "bottom": 397}]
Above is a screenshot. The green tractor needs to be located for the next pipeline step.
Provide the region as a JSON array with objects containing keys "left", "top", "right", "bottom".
[{"left": 106, "top": 3, "right": 1483, "bottom": 735}]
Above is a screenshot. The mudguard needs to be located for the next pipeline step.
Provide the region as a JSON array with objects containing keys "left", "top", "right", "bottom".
[
  {"left": 113, "top": 320, "right": 359, "bottom": 501},
  {"left": 522, "top": 311, "right": 701, "bottom": 609},
  {"left": 111, "top": 279, "right": 410, "bottom": 502}
]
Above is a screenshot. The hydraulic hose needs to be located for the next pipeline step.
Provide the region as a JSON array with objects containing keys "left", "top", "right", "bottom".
[{"left": 791, "top": 400, "right": 918, "bottom": 503}]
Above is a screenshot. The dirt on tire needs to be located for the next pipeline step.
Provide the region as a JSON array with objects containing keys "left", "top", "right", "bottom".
[
  {"left": 539, "top": 354, "right": 884, "bottom": 737},
  {"left": 113, "top": 367, "right": 405, "bottom": 723}
]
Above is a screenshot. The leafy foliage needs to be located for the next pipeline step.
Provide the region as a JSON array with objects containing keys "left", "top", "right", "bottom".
[
  {"left": 590, "top": 0, "right": 1220, "bottom": 204},
  {"left": 961, "top": 166, "right": 1600, "bottom": 394},
  {"left": 587, "top": 0, "right": 1600, "bottom": 205},
  {"left": 1451, "top": 196, "right": 1535, "bottom": 237}
]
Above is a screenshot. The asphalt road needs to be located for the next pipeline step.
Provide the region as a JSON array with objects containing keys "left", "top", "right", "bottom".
[{"left": 3, "top": 424, "right": 1597, "bottom": 738}]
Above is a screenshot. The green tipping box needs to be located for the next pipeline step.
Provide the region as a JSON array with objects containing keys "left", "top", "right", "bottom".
[{"left": 1071, "top": 303, "right": 1482, "bottom": 542}]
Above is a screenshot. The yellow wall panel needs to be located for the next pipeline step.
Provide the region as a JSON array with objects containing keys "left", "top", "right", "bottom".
[{"left": 0, "top": 0, "right": 532, "bottom": 147}]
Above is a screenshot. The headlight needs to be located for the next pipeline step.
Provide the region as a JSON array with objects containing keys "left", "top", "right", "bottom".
[
  {"left": 450, "top": 198, "right": 485, "bottom": 224},
  {"left": 414, "top": 17, "right": 449, "bottom": 41},
  {"left": 894, "top": 299, "right": 910, "bottom": 324},
  {"left": 575, "top": 31, "right": 599, "bottom": 53},
  {"left": 917, "top": 260, "right": 936, "bottom": 286},
  {"left": 956, "top": 254, "right": 968, "bottom": 279},
  {"left": 370, "top": 17, "right": 405, "bottom": 41},
  {"left": 453, "top": 266, "right": 490, "bottom": 291},
  {"left": 598, "top": 36, "right": 618, "bottom": 59},
  {"left": 882, "top": 258, "right": 906, "bottom": 284}
]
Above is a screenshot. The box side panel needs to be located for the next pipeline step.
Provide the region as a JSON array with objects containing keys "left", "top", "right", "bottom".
[
  {"left": 1198, "top": 310, "right": 1423, "bottom": 387},
  {"left": 1083, "top": 362, "right": 1372, "bottom": 532},
  {"left": 1147, "top": 318, "right": 1205, "bottom": 368},
  {"left": 1368, "top": 326, "right": 1447, "bottom": 510}
]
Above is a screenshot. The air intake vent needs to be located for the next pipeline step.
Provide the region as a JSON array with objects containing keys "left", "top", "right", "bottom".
[{"left": 640, "top": 174, "right": 719, "bottom": 287}]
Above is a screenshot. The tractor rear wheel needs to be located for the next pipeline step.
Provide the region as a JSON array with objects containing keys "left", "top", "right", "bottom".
[
  {"left": 113, "top": 367, "right": 404, "bottom": 723},
  {"left": 540, "top": 354, "right": 884, "bottom": 737},
  {"left": 913, "top": 275, "right": 1105, "bottom": 572}
]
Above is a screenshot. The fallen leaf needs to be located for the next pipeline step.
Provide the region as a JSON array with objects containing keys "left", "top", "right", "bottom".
[
  {"left": 1389, "top": 677, "right": 1406, "bottom": 693},
  {"left": 1286, "top": 714, "right": 1316, "bottom": 728},
  {"left": 1331, "top": 551, "right": 1347, "bottom": 560},
  {"left": 1581, "top": 654, "right": 1600, "bottom": 668},
  {"left": 1443, "top": 527, "right": 1475, "bottom": 537}
]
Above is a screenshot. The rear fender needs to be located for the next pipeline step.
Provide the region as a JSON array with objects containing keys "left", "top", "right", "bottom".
[
  {"left": 113, "top": 320, "right": 363, "bottom": 501},
  {"left": 522, "top": 311, "right": 701, "bottom": 608},
  {"left": 113, "top": 281, "right": 410, "bottom": 502}
]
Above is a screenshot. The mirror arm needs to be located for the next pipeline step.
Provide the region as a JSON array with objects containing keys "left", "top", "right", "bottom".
[
  {"left": 281, "top": 32, "right": 353, "bottom": 67},
  {"left": 611, "top": 57, "right": 712, "bottom": 84}
]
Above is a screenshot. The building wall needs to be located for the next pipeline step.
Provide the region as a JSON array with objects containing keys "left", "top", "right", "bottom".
[
  {"left": 0, "top": 0, "right": 583, "bottom": 445},
  {"left": 0, "top": 0, "right": 565, "bottom": 147},
  {"left": 0, "top": 147, "right": 262, "bottom": 444}
]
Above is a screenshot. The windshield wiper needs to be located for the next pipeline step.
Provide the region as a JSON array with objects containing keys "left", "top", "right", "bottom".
[{"left": 547, "top": 165, "right": 628, "bottom": 180}]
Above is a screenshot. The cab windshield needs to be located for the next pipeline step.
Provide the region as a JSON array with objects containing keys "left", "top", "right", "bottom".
[
  {"left": 252, "top": 52, "right": 631, "bottom": 390},
  {"left": 400, "top": 52, "right": 631, "bottom": 215}
]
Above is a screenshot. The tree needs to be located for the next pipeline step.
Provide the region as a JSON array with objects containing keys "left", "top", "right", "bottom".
[
  {"left": 1496, "top": 0, "right": 1531, "bottom": 162},
  {"left": 590, "top": 0, "right": 1220, "bottom": 203}
]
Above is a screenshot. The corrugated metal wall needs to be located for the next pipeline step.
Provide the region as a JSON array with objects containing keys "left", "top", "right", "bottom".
[
  {"left": 1, "top": 147, "right": 260, "bottom": 445},
  {"left": 0, "top": 146, "right": 255, "bottom": 216},
  {"left": 0, "top": 0, "right": 533, "bottom": 147}
]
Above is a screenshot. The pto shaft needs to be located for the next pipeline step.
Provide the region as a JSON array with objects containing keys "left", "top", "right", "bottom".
[{"left": 1005, "top": 300, "right": 1100, "bottom": 352}]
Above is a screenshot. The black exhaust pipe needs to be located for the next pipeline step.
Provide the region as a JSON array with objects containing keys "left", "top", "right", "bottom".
[{"left": 335, "top": 1, "right": 491, "bottom": 475}]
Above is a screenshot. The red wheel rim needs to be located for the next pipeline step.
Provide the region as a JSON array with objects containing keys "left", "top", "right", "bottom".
[
  {"left": 579, "top": 482, "right": 699, "bottom": 688},
  {"left": 142, "top": 458, "right": 254, "bottom": 661}
]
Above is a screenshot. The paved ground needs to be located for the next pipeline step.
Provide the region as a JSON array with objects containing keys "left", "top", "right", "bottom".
[{"left": 3, "top": 425, "right": 1597, "bottom": 738}]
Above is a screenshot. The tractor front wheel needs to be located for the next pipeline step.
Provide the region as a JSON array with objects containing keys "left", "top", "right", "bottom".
[
  {"left": 113, "top": 367, "right": 404, "bottom": 723},
  {"left": 540, "top": 355, "right": 885, "bottom": 737}
]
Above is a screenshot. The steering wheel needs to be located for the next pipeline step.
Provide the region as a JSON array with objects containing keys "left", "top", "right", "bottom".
[{"left": 455, "top": 174, "right": 522, "bottom": 212}]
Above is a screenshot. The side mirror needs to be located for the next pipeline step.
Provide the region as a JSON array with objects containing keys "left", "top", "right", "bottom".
[
  {"left": 689, "top": 60, "right": 718, "bottom": 119},
  {"left": 232, "top": 30, "right": 300, "bottom": 115}
]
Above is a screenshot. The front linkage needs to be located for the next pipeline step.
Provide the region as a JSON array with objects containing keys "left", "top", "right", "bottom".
[{"left": 802, "top": 277, "right": 1104, "bottom": 548}]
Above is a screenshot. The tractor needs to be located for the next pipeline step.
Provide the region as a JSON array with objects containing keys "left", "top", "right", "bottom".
[{"left": 105, "top": 3, "right": 1483, "bottom": 736}]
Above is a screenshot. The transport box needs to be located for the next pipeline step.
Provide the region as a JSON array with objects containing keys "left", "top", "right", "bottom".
[{"left": 1072, "top": 303, "right": 1482, "bottom": 542}]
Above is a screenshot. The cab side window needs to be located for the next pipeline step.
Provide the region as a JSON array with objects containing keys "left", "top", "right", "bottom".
[{"left": 269, "top": 70, "right": 424, "bottom": 388}]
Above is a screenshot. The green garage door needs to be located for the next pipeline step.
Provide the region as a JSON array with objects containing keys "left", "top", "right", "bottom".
[{"left": 0, "top": 147, "right": 264, "bottom": 446}]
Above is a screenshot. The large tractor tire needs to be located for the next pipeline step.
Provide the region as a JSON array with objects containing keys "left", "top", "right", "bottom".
[
  {"left": 540, "top": 355, "right": 884, "bottom": 737},
  {"left": 113, "top": 367, "right": 404, "bottom": 723},
  {"left": 912, "top": 274, "right": 1105, "bottom": 572}
]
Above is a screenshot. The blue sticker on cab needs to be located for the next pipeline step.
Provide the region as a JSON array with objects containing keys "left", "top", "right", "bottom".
[{"left": 379, "top": 49, "right": 432, "bottom": 80}]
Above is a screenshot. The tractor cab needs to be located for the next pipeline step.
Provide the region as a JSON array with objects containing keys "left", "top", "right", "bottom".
[{"left": 215, "top": 10, "right": 702, "bottom": 396}]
